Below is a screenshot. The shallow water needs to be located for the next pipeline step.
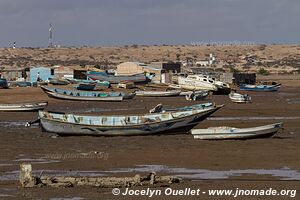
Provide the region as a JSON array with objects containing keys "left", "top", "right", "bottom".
[
  {"left": 106, "top": 165, "right": 300, "bottom": 181},
  {"left": 0, "top": 121, "right": 38, "bottom": 128},
  {"left": 207, "top": 116, "right": 300, "bottom": 121},
  {"left": 1, "top": 165, "right": 299, "bottom": 181},
  {"left": 49, "top": 198, "right": 84, "bottom": 200}
]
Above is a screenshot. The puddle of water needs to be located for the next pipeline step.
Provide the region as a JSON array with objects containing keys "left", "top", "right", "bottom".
[
  {"left": 286, "top": 98, "right": 300, "bottom": 104},
  {"left": 0, "top": 121, "right": 38, "bottom": 128},
  {"left": 208, "top": 116, "right": 300, "bottom": 121},
  {"left": 106, "top": 165, "right": 300, "bottom": 181},
  {"left": 13, "top": 158, "right": 60, "bottom": 164},
  {"left": 1, "top": 165, "right": 299, "bottom": 181},
  {"left": 0, "top": 188, "right": 17, "bottom": 198},
  {"left": 50, "top": 198, "right": 84, "bottom": 200},
  {"left": 0, "top": 170, "right": 106, "bottom": 181}
]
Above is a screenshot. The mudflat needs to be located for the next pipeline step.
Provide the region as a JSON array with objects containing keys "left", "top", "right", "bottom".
[{"left": 0, "top": 82, "right": 299, "bottom": 199}]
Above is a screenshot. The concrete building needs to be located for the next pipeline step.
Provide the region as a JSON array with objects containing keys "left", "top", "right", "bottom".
[
  {"left": 53, "top": 65, "right": 74, "bottom": 79},
  {"left": 195, "top": 53, "right": 216, "bottom": 66}
]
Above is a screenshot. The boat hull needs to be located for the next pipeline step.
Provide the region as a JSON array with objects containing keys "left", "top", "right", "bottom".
[
  {"left": 135, "top": 90, "right": 181, "bottom": 97},
  {"left": 191, "top": 123, "right": 282, "bottom": 140},
  {"left": 40, "top": 86, "right": 133, "bottom": 101},
  {"left": 45, "top": 91, "right": 123, "bottom": 101},
  {"left": 240, "top": 84, "right": 280, "bottom": 92},
  {"left": 0, "top": 101, "right": 48, "bottom": 111},
  {"left": 39, "top": 106, "right": 222, "bottom": 136}
]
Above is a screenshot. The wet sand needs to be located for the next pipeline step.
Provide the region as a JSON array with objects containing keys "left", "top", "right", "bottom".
[{"left": 0, "top": 83, "right": 299, "bottom": 199}]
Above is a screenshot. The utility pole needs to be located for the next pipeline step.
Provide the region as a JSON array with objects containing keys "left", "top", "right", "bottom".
[{"left": 49, "top": 23, "right": 53, "bottom": 48}]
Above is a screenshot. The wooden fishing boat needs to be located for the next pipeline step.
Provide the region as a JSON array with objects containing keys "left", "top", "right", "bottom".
[
  {"left": 40, "top": 86, "right": 134, "bottom": 101},
  {"left": 38, "top": 103, "right": 224, "bottom": 136},
  {"left": 0, "top": 101, "right": 48, "bottom": 111},
  {"left": 66, "top": 78, "right": 110, "bottom": 87},
  {"left": 135, "top": 90, "right": 181, "bottom": 97},
  {"left": 49, "top": 78, "right": 70, "bottom": 85},
  {"left": 239, "top": 84, "right": 280, "bottom": 92},
  {"left": 75, "top": 83, "right": 97, "bottom": 91},
  {"left": 191, "top": 122, "right": 283, "bottom": 140},
  {"left": 86, "top": 71, "right": 149, "bottom": 84},
  {"left": 229, "top": 91, "right": 251, "bottom": 103}
]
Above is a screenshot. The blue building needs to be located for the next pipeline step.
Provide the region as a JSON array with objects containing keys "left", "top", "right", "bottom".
[{"left": 30, "top": 67, "right": 54, "bottom": 82}]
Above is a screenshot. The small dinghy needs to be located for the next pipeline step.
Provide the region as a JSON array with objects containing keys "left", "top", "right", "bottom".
[
  {"left": 191, "top": 122, "right": 283, "bottom": 140},
  {"left": 229, "top": 91, "right": 251, "bottom": 103},
  {"left": 0, "top": 101, "right": 48, "bottom": 111}
]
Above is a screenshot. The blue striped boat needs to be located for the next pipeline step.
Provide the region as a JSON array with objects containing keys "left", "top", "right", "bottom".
[
  {"left": 40, "top": 86, "right": 135, "bottom": 101},
  {"left": 239, "top": 84, "right": 280, "bottom": 92}
]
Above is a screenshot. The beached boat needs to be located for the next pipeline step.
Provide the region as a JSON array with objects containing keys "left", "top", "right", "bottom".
[
  {"left": 0, "top": 78, "right": 9, "bottom": 89},
  {"left": 135, "top": 90, "right": 181, "bottom": 97},
  {"left": 149, "top": 102, "right": 214, "bottom": 113},
  {"left": 0, "top": 101, "right": 48, "bottom": 111},
  {"left": 185, "top": 91, "right": 209, "bottom": 101},
  {"left": 38, "top": 103, "right": 223, "bottom": 136},
  {"left": 75, "top": 83, "right": 97, "bottom": 91},
  {"left": 176, "top": 75, "right": 231, "bottom": 94},
  {"left": 229, "top": 91, "right": 251, "bottom": 103},
  {"left": 40, "top": 86, "right": 134, "bottom": 101},
  {"left": 49, "top": 78, "right": 70, "bottom": 85},
  {"left": 86, "top": 71, "right": 148, "bottom": 84},
  {"left": 191, "top": 122, "right": 283, "bottom": 140},
  {"left": 66, "top": 78, "right": 110, "bottom": 87},
  {"left": 177, "top": 75, "right": 217, "bottom": 91},
  {"left": 239, "top": 84, "right": 280, "bottom": 92}
]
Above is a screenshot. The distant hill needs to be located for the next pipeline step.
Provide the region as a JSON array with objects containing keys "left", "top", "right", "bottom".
[{"left": 0, "top": 44, "right": 299, "bottom": 74}]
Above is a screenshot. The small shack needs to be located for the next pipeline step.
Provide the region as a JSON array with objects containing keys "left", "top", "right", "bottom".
[
  {"left": 30, "top": 67, "right": 54, "bottom": 82},
  {"left": 116, "top": 62, "right": 181, "bottom": 84},
  {"left": 0, "top": 66, "right": 29, "bottom": 81},
  {"left": 233, "top": 73, "right": 256, "bottom": 85}
]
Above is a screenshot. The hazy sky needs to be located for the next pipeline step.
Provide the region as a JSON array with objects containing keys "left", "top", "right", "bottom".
[{"left": 0, "top": 0, "right": 299, "bottom": 47}]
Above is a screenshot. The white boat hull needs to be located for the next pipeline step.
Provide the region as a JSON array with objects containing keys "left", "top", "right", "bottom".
[
  {"left": 177, "top": 77, "right": 218, "bottom": 91},
  {"left": 191, "top": 123, "right": 282, "bottom": 140}
]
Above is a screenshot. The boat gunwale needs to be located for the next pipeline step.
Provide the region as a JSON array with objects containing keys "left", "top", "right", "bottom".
[{"left": 0, "top": 101, "right": 48, "bottom": 107}]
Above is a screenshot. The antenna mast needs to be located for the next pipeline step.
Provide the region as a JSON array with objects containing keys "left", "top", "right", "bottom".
[{"left": 49, "top": 23, "right": 53, "bottom": 48}]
